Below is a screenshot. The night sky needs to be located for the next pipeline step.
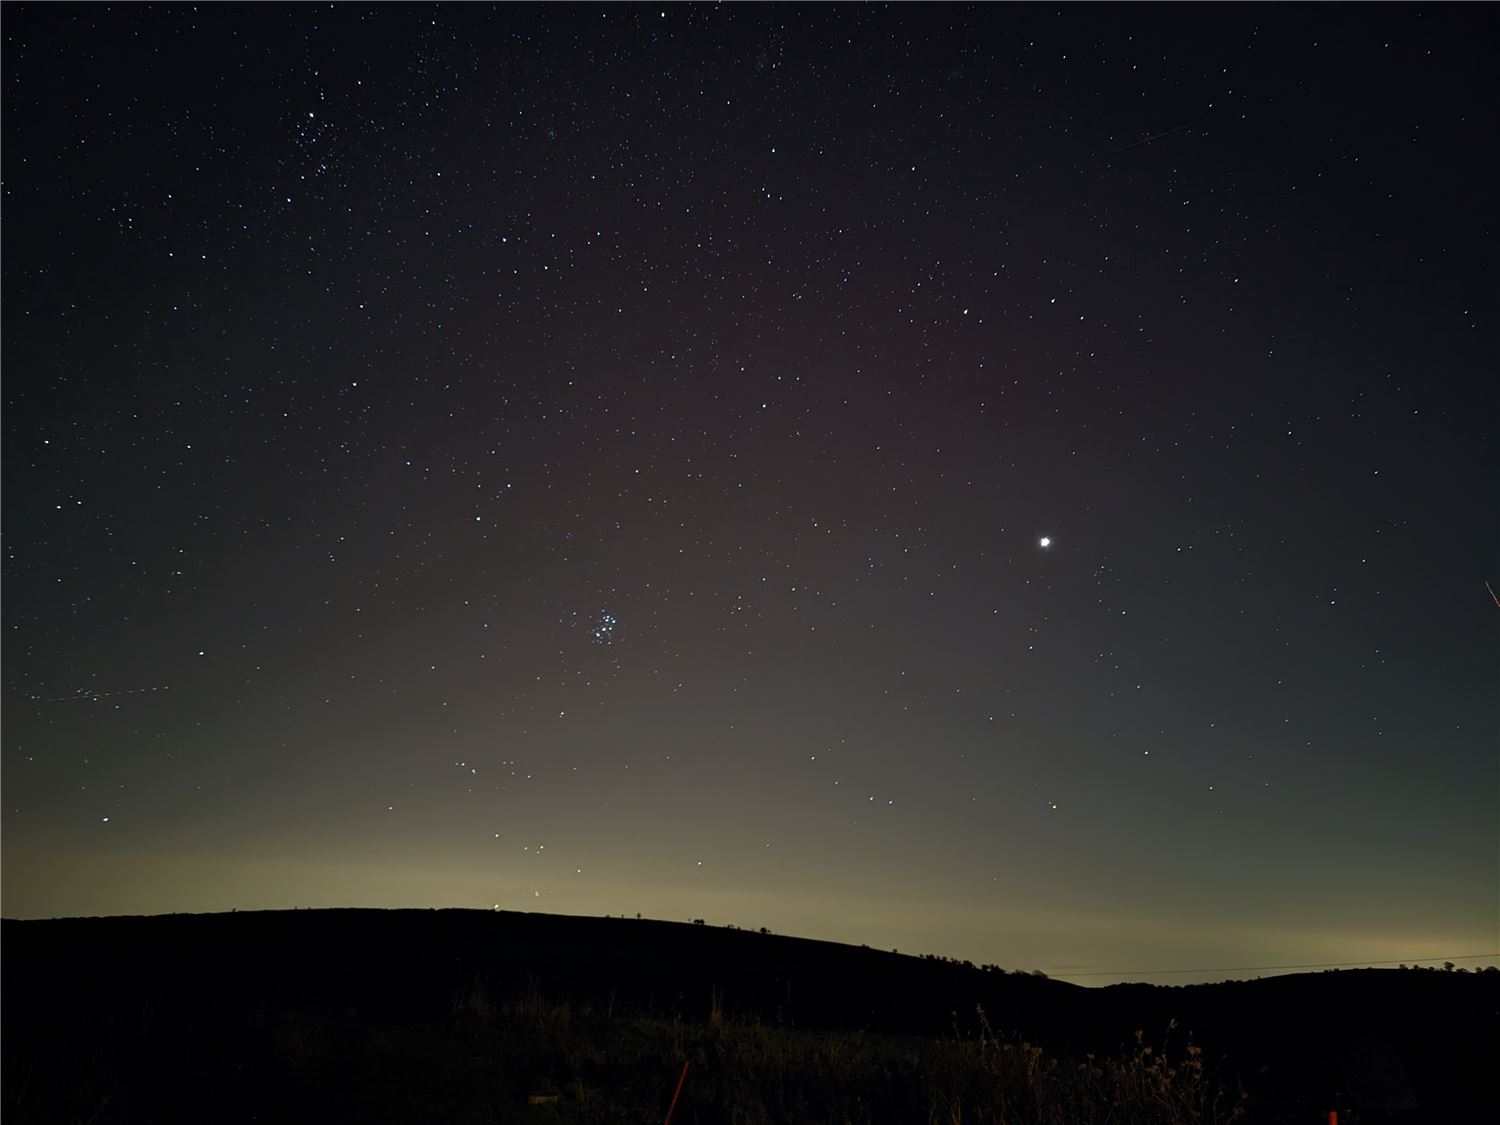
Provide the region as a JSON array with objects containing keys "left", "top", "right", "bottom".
[{"left": 3, "top": 3, "right": 1495, "bottom": 984}]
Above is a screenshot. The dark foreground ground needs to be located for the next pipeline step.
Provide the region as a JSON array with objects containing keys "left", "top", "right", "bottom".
[{"left": 3, "top": 909, "right": 1494, "bottom": 1124}]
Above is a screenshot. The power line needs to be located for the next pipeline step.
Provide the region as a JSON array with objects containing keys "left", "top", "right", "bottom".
[{"left": 1050, "top": 953, "right": 1498, "bottom": 979}]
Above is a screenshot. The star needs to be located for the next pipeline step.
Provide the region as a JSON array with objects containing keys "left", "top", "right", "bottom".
[{"left": 1039, "top": 536, "right": 1052, "bottom": 548}]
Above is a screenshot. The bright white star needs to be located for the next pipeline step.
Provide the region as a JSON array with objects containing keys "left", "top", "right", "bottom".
[{"left": 1039, "top": 536, "right": 1052, "bottom": 548}]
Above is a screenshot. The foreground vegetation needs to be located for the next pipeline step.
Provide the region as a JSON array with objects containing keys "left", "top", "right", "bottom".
[
  {"left": 439, "top": 982, "right": 1250, "bottom": 1125},
  {"left": 10, "top": 981, "right": 1248, "bottom": 1125},
  {"left": 8, "top": 911, "right": 1491, "bottom": 1123}
]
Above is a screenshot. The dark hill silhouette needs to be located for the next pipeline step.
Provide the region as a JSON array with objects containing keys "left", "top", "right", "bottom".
[
  {"left": 3, "top": 909, "right": 1494, "bottom": 1124},
  {"left": 4, "top": 907, "right": 1083, "bottom": 1033}
]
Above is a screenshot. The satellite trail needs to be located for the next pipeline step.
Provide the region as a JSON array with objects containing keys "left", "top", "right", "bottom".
[
  {"left": 1098, "top": 118, "right": 1212, "bottom": 162},
  {"left": 28, "top": 685, "right": 171, "bottom": 704}
]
